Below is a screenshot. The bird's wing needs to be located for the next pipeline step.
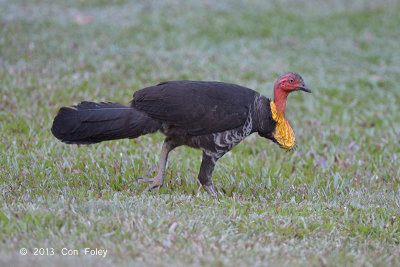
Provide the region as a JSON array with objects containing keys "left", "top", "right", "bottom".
[{"left": 132, "top": 81, "right": 257, "bottom": 135}]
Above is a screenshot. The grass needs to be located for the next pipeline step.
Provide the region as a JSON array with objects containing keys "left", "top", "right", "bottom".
[{"left": 1, "top": 0, "right": 400, "bottom": 266}]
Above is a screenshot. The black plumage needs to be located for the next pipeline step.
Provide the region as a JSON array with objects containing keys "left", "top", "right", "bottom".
[
  {"left": 51, "top": 74, "right": 311, "bottom": 196},
  {"left": 51, "top": 102, "right": 160, "bottom": 144},
  {"left": 132, "top": 81, "right": 257, "bottom": 135}
]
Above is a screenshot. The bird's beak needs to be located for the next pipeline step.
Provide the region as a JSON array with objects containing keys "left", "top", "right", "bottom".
[{"left": 297, "top": 83, "right": 311, "bottom": 93}]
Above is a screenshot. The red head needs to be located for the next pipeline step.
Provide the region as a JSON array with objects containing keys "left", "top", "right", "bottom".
[{"left": 273, "top": 72, "right": 311, "bottom": 114}]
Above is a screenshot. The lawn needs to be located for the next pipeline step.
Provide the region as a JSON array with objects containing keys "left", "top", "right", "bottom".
[{"left": 1, "top": 0, "right": 400, "bottom": 266}]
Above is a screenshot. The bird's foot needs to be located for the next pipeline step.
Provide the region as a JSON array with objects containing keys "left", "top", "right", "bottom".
[
  {"left": 143, "top": 182, "right": 163, "bottom": 192},
  {"left": 203, "top": 184, "right": 218, "bottom": 199},
  {"left": 136, "top": 176, "right": 155, "bottom": 183},
  {"left": 137, "top": 176, "right": 163, "bottom": 192}
]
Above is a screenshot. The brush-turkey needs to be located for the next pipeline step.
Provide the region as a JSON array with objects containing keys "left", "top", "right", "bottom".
[{"left": 51, "top": 72, "right": 311, "bottom": 197}]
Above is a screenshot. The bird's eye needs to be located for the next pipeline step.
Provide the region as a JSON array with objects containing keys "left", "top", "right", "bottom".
[{"left": 289, "top": 78, "right": 294, "bottom": 83}]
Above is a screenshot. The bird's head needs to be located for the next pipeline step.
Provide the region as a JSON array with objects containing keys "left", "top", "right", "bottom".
[
  {"left": 273, "top": 72, "right": 311, "bottom": 115},
  {"left": 274, "top": 72, "right": 311, "bottom": 94}
]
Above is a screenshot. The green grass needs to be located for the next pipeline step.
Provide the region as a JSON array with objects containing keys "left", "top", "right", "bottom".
[{"left": 1, "top": 0, "right": 400, "bottom": 266}]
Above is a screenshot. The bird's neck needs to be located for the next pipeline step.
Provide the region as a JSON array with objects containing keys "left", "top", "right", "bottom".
[
  {"left": 271, "top": 87, "right": 295, "bottom": 150},
  {"left": 273, "top": 86, "right": 289, "bottom": 116}
]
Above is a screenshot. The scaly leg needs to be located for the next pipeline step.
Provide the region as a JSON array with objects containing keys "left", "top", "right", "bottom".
[
  {"left": 197, "top": 151, "right": 221, "bottom": 198},
  {"left": 137, "top": 139, "right": 176, "bottom": 192}
]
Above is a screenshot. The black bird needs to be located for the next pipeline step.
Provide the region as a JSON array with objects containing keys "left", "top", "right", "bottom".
[{"left": 51, "top": 73, "right": 311, "bottom": 196}]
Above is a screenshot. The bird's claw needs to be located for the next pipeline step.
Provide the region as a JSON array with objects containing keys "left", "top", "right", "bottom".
[
  {"left": 136, "top": 176, "right": 154, "bottom": 184},
  {"left": 203, "top": 184, "right": 218, "bottom": 199},
  {"left": 137, "top": 176, "right": 163, "bottom": 192},
  {"left": 143, "top": 182, "right": 163, "bottom": 192}
]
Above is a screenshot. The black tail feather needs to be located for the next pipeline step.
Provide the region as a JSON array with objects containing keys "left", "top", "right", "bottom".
[{"left": 51, "top": 101, "right": 161, "bottom": 144}]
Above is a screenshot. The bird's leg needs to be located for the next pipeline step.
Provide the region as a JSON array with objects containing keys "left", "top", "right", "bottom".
[
  {"left": 197, "top": 152, "right": 221, "bottom": 198},
  {"left": 137, "top": 139, "right": 176, "bottom": 192}
]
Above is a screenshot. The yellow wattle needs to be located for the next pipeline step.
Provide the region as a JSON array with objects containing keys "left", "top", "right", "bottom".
[{"left": 270, "top": 101, "right": 295, "bottom": 150}]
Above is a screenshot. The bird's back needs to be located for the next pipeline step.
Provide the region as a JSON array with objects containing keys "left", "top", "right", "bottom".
[{"left": 131, "top": 81, "right": 259, "bottom": 135}]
